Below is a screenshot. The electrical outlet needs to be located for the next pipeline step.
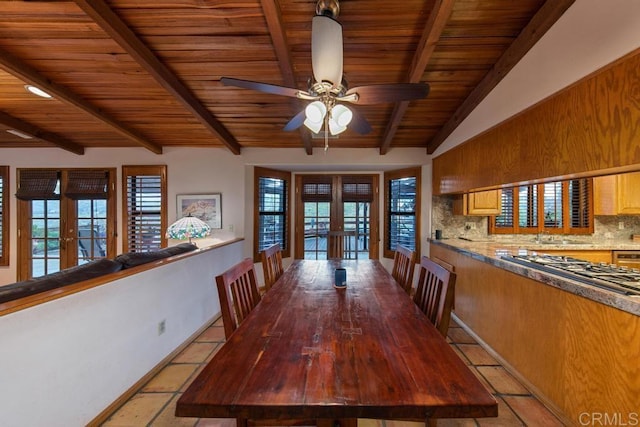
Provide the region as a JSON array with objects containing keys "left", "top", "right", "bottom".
[
  {"left": 465, "top": 222, "right": 476, "bottom": 230},
  {"left": 228, "top": 224, "right": 234, "bottom": 232},
  {"left": 158, "top": 319, "right": 166, "bottom": 335},
  {"left": 619, "top": 221, "right": 625, "bottom": 230}
]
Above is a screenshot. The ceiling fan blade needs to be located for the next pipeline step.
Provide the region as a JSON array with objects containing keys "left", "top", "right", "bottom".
[
  {"left": 312, "top": 15, "right": 343, "bottom": 87},
  {"left": 349, "top": 108, "right": 372, "bottom": 135},
  {"left": 345, "top": 83, "right": 430, "bottom": 105},
  {"left": 221, "top": 77, "right": 302, "bottom": 98},
  {"left": 283, "top": 110, "right": 306, "bottom": 132}
]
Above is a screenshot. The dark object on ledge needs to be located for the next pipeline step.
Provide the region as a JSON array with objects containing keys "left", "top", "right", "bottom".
[
  {"left": 115, "top": 243, "right": 197, "bottom": 268},
  {"left": 0, "top": 243, "right": 198, "bottom": 304}
]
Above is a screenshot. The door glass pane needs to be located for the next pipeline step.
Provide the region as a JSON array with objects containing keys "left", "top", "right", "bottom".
[
  {"left": 77, "top": 199, "right": 107, "bottom": 264},
  {"left": 31, "top": 199, "right": 61, "bottom": 277},
  {"left": 343, "top": 202, "right": 370, "bottom": 259},
  {"left": 303, "top": 202, "right": 330, "bottom": 260}
]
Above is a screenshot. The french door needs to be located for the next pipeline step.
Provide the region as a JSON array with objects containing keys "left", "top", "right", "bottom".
[
  {"left": 295, "top": 174, "right": 378, "bottom": 260},
  {"left": 17, "top": 169, "right": 116, "bottom": 280}
]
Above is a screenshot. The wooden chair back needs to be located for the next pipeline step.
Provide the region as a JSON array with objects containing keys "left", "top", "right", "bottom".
[
  {"left": 392, "top": 245, "right": 416, "bottom": 294},
  {"left": 328, "top": 230, "right": 358, "bottom": 259},
  {"left": 413, "top": 256, "right": 457, "bottom": 338},
  {"left": 260, "top": 243, "right": 284, "bottom": 291},
  {"left": 215, "top": 258, "right": 261, "bottom": 339}
]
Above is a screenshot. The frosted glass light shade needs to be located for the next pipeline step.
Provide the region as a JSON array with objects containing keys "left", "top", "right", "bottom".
[
  {"left": 332, "top": 104, "right": 352, "bottom": 127},
  {"left": 328, "top": 118, "right": 347, "bottom": 135},
  {"left": 304, "top": 117, "right": 323, "bottom": 134},
  {"left": 305, "top": 101, "right": 327, "bottom": 123}
]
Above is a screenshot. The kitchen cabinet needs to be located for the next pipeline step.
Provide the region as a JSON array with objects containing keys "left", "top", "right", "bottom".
[
  {"left": 594, "top": 172, "right": 640, "bottom": 215},
  {"left": 452, "top": 189, "right": 502, "bottom": 216},
  {"left": 430, "top": 243, "right": 640, "bottom": 424}
]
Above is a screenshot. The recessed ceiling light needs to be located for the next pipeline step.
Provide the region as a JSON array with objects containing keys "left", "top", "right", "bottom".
[
  {"left": 24, "top": 85, "right": 53, "bottom": 99},
  {"left": 6, "top": 129, "right": 33, "bottom": 139}
]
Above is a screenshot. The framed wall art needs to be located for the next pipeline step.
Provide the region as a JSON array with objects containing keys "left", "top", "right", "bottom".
[{"left": 177, "top": 193, "right": 222, "bottom": 229}]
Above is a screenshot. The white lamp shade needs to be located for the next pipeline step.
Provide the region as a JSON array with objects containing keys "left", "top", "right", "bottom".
[
  {"left": 305, "top": 101, "right": 327, "bottom": 123},
  {"left": 331, "top": 104, "right": 352, "bottom": 127},
  {"left": 328, "top": 118, "right": 347, "bottom": 135},
  {"left": 304, "top": 117, "right": 323, "bottom": 134},
  {"left": 166, "top": 215, "right": 211, "bottom": 241},
  {"left": 311, "top": 15, "right": 343, "bottom": 86}
]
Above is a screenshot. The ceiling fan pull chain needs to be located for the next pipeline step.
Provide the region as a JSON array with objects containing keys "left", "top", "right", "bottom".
[{"left": 324, "top": 114, "right": 329, "bottom": 152}]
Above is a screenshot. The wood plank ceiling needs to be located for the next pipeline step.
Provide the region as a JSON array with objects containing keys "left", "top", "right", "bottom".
[{"left": 0, "top": 0, "right": 574, "bottom": 156}]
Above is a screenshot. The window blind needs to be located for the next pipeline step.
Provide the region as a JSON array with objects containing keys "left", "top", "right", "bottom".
[
  {"left": 301, "top": 176, "right": 332, "bottom": 202},
  {"left": 15, "top": 170, "right": 59, "bottom": 200},
  {"left": 569, "top": 178, "right": 590, "bottom": 228},
  {"left": 258, "top": 176, "right": 287, "bottom": 251},
  {"left": 495, "top": 188, "right": 514, "bottom": 228},
  {"left": 342, "top": 176, "right": 373, "bottom": 202},
  {"left": 125, "top": 173, "right": 163, "bottom": 252},
  {"left": 64, "top": 170, "right": 109, "bottom": 200}
]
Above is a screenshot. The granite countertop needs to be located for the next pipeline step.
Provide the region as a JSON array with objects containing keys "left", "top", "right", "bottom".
[{"left": 430, "top": 238, "right": 640, "bottom": 317}]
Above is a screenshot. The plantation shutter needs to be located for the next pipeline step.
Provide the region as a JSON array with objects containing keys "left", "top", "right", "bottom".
[
  {"left": 569, "top": 178, "right": 591, "bottom": 229},
  {"left": 123, "top": 165, "right": 167, "bottom": 252}
]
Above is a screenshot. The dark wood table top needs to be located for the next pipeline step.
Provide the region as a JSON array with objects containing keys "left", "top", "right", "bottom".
[{"left": 176, "top": 259, "right": 497, "bottom": 421}]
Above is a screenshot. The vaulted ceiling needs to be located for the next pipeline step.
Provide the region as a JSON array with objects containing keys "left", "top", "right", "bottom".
[{"left": 0, "top": 0, "right": 574, "bottom": 156}]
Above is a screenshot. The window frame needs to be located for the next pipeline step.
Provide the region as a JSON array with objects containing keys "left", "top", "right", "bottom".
[
  {"left": 384, "top": 167, "right": 421, "bottom": 259},
  {"left": 253, "top": 167, "right": 291, "bottom": 262},
  {"left": 122, "top": 165, "right": 168, "bottom": 253},
  {"left": 490, "top": 178, "right": 593, "bottom": 235},
  {"left": 0, "top": 166, "right": 8, "bottom": 266}
]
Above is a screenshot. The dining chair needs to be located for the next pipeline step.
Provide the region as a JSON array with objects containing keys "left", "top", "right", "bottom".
[
  {"left": 260, "top": 243, "right": 284, "bottom": 292},
  {"left": 413, "top": 255, "right": 457, "bottom": 338},
  {"left": 391, "top": 245, "right": 416, "bottom": 294},
  {"left": 215, "top": 258, "right": 262, "bottom": 340}
]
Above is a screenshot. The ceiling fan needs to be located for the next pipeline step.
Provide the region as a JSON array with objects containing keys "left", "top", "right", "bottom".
[{"left": 221, "top": 0, "right": 430, "bottom": 144}]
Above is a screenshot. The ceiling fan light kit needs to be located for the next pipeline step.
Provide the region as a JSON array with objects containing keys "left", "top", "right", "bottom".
[{"left": 220, "top": 0, "right": 429, "bottom": 149}]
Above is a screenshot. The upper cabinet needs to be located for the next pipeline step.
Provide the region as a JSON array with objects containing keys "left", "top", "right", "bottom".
[
  {"left": 594, "top": 172, "right": 640, "bottom": 215},
  {"left": 453, "top": 190, "right": 502, "bottom": 216}
]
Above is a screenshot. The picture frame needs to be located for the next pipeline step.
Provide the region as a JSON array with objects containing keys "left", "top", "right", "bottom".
[{"left": 177, "top": 193, "right": 222, "bottom": 229}]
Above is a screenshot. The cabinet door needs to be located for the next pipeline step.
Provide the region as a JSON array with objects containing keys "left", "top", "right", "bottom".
[
  {"left": 616, "top": 172, "right": 640, "bottom": 214},
  {"left": 467, "top": 190, "right": 502, "bottom": 215}
]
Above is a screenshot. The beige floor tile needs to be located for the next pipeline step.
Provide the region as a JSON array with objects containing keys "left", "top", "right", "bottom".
[
  {"left": 386, "top": 420, "right": 423, "bottom": 427},
  {"left": 142, "top": 363, "right": 200, "bottom": 392},
  {"left": 447, "top": 328, "right": 477, "bottom": 344},
  {"left": 468, "top": 366, "right": 495, "bottom": 394},
  {"left": 502, "top": 396, "right": 564, "bottom": 427},
  {"left": 457, "top": 344, "right": 498, "bottom": 366},
  {"left": 434, "top": 418, "right": 478, "bottom": 426},
  {"left": 197, "top": 326, "right": 226, "bottom": 342},
  {"left": 173, "top": 342, "right": 218, "bottom": 363},
  {"left": 151, "top": 393, "right": 199, "bottom": 427},
  {"left": 358, "top": 419, "right": 384, "bottom": 427},
  {"left": 476, "top": 396, "right": 523, "bottom": 426},
  {"left": 195, "top": 418, "right": 237, "bottom": 427},
  {"left": 213, "top": 317, "right": 225, "bottom": 327},
  {"left": 475, "top": 367, "right": 529, "bottom": 395},
  {"left": 102, "top": 392, "right": 173, "bottom": 426},
  {"left": 451, "top": 345, "right": 471, "bottom": 365}
]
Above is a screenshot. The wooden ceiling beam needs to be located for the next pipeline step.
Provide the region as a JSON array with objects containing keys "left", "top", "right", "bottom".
[
  {"left": 379, "top": 0, "right": 455, "bottom": 155},
  {"left": 0, "top": 111, "right": 85, "bottom": 155},
  {"left": 260, "top": 0, "right": 313, "bottom": 155},
  {"left": 0, "top": 50, "right": 163, "bottom": 154},
  {"left": 426, "top": 0, "right": 576, "bottom": 154},
  {"left": 73, "top": 0, "right": 242, "bottom": 155}
]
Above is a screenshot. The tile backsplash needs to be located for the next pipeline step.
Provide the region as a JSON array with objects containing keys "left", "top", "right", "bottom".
[{"left": 431, "top": 195, "right": 640, "bottom": 242}]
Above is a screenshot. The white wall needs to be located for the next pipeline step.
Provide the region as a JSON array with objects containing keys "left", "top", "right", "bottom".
[
  {"left": 0, "top": 239, "right": 243, "bottom": 427},
  {"left": 1, "top": 146, "right": 430, "bottom": 284}
]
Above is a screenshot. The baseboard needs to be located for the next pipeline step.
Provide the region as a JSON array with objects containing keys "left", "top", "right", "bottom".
[
  {"left": 451, "top": 313, "right": 574, "bottom": 427},
  {"left": 87, "top": 314, "right": 220, "bottom": 426}
]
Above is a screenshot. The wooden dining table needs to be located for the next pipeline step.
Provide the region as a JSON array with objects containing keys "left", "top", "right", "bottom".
[{"left": 176, "top": 259, "right": 497, "bottom": 425}]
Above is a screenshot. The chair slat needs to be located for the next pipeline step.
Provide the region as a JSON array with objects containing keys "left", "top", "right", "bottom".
[
  {"left": 216, "top": 258, "right": 261, "bottom": 339},
  {"left": 392, "top": 245, "right": 416, "bottom": 294},
  {"left": 413, "top": 256, "right": 456, "bottom": 337},
  {"left": 260, "top": 243, "right": 284, "bottom": 291}
]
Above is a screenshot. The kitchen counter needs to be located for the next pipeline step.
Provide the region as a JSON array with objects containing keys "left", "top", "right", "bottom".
[{"left": 430, "top": 238, "right": 640, "bottom": 316}]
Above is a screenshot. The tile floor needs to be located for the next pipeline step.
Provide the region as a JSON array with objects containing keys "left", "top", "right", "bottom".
[{"left": 100, "top": 317, "right": 565, "bottom": 427}]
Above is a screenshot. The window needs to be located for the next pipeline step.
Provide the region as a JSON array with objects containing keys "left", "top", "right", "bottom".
[
  {"left": 122, "top": 165, "right": 167, "bottom": 252},
  {"left": 254, "top": 167, "right": 290, "bottom": 261},
  {"left": 384, "top": 167, "right": 421, "bottom": 259},
  {"left": 0, "top": 166, "right": 8, "bottom": 266},
  {"left": 490, "top": 178, "right": 593, "bottom": 234}
]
